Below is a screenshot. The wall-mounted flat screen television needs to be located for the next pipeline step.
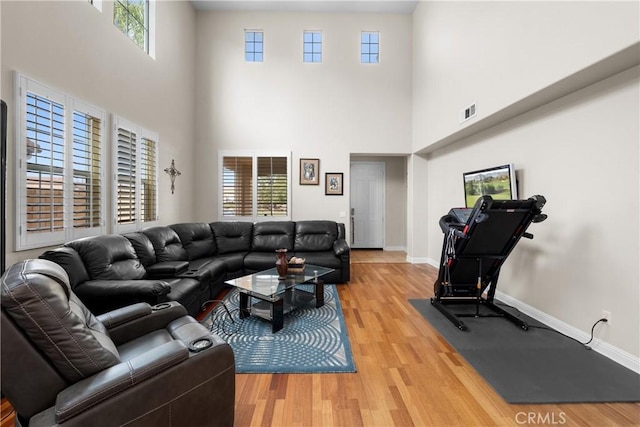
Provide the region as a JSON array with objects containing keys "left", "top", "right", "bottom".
[{"left": 463, "top": 164, "right": 518, "bottom": 208}]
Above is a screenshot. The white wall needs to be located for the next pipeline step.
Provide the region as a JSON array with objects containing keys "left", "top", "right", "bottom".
[
  {"left": 413, "top": 1, "right": 640, "bottom": 360},
  {"left": 1, "top": 0, "right": 197, "bottom": 266},
  {"left": 412, "top": 0, "right": 639, "bottom": 151},
  {"left": 194, "top": 11, "right": 413, "bottom": 225}
]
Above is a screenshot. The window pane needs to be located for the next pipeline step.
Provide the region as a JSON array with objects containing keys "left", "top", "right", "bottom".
[
  {"left": 257, "top": 156, "right": 288, "bottom": 217},
  {"left": 25, "top": 92, "right": 65, "bottom": 233},
  {"left": 140, "top": 137, "right": 157, "bottom": 222},
  {"left": 361, "top": 31, "right": 379, "bottom": 64},
  {"left": 72, "top": 111, "right": 102, "bottom": 229},
  {"left": 114, "top": 0, "right": 148, "bottom": 52},
  {"left": 245, "top": 31, "right": 264, "bottom": 62},
  {"left": 222, "top": 157, "right": 253, "bottom": 216},
  {"left": 116, "top": 128, "right": 137, "bottom": 224},
  {"left": 303, "top": 31, "right": 321, "bottom": 63}
]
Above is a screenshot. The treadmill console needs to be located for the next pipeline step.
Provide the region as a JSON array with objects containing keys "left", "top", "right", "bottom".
[{"left": 449, "top": 208, "right": 472, "bottom": 225}]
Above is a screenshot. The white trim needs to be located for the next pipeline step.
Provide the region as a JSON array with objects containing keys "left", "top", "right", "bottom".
[
  {"left": 424, "top": 257, "right": 439, "bottom": 268},
  {"left": 15, "top": 74, "right": 67, "bottom": 250},
  {"left": 89, "top": 0, "right": 103, "bottom": 12},
  {"left": 408, "top": 256, "right": 433, "bottom": 265},
  {"left": 147, "top": 0, "right": 157, "bottom": 59},
  {"left": 495, "top": 290, "right": 640, "bottom": 374},
  {"left": 383, "top": 245, "right": 406, "bottom": 251}
]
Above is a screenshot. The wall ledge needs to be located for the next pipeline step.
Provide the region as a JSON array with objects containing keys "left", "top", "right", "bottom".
[{"left": 416, "top": 42, "right": 640, "bottom": 155}]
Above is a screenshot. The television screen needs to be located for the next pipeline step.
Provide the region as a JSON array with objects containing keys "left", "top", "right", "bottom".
[{"left": 463, "top": 164, "right": 517, "bottom": 208}]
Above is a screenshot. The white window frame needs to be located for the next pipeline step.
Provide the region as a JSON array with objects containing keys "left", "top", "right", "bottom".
[
  {"left": 89, "top": 0, "right": 103, "bottom": 12},
  {"left": 112, "top": 115, "right": 159, "bottom": 234},
  {"left": 14, "top": 73, "right": 107, "bottom": 251},
  {"left": 218, "top": 151, "right": 291, "bottom": 222}
]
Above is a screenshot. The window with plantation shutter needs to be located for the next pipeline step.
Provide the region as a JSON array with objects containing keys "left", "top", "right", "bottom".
[
  {"left": 140, "top": 136, "right": 158, "bottom": 223},
  {"left": 222, "top": 156, "right": 253, "bottom": 217},
  {"left": 219, "top": 152, "right": 290, "bottom": 220},
  {"left": 257, "top": 156, "right": 288, "bottom": 217},
  {"left": 116, "top": 127, "right": 137, "bottom": 226},
  {"left": 25, "top": 93, "right": 65, "bottom": 236},
  {"left": 15, "top": 74, "right": 106, "bottom": 250},
  {"left": 112, "top": 116, "right": 159, "bottom": 233},
  {"left": 70, "top": 102, "right": 105, "bottom": 239}
]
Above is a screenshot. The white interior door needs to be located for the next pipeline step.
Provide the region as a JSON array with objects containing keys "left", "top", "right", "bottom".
[{"left": 350, "top": 162, "right": 384, "bottom": 248}]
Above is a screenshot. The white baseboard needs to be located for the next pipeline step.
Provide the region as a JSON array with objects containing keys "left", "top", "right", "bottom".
[
  {"left": 425, "top": 258, "right": 439, "bottom": 268},
  {"left": 495, "top": 290, "right": 640, "bottom": 374},
  {"left": 383, "top": 246, "right": 406, "bottom": 251},
  {"left": 407, "top": 256, "right": 433, "bottom": 264}
]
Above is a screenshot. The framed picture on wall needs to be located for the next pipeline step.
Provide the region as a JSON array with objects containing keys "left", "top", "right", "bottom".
[
  {"left": 300, "top": 158, "right": 320, "bottom": 185},
  {"left": 325, "top": 172, "right": 343, "bottom": 195}
]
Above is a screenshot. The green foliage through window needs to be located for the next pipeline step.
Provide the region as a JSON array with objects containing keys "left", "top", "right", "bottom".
[{"left": 114, "top": 0, "right": 148, "bottom": 52}]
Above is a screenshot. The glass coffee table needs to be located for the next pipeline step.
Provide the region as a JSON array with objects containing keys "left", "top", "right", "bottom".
[{"left": 225, "top": 265, "right": 334, "bottom": 333}]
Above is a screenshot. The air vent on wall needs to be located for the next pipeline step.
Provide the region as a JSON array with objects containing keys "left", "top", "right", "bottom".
[{"left": 460, "top": 102, "right": 477, "bottom": 124}]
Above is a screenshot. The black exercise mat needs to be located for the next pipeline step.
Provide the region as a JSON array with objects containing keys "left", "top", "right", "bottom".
[{"left": 409, "top": 299, "right": 640, "bottom": 404}]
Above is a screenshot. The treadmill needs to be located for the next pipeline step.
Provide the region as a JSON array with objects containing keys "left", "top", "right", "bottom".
[{"left": 431, "top": 195, "right": 547, "bottom": 331}]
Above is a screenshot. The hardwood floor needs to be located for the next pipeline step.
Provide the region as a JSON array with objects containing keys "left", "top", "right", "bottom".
[
  {"left": 3, "top": 251, "right": 638, "bottom": 426},
  {"left": 235, "top": 251, "right": 640, "bottom": 426}
]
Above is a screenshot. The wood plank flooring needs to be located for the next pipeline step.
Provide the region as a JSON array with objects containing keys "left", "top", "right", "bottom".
[
  {"left": 2, "top": 251, "right": 639, "bottom": 426},
  {"left": 235, "top": 251, "right": 640, "bottom": 426}
]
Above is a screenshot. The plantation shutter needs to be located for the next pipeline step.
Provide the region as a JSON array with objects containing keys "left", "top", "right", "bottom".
[
  {"left": 25, "top": 92, "right": 65, "bottom": 235},
  {"left": 116, "top": 127, "right": 137, "bottom": 225},
  {"left": 72, "top": 110, "right": 103, "bottom": 231},
  {"left": 140, "top": 136, "right": 158, "bottom": 223},
  {"left": 257, "top": 156, "right": 288, "bottom": 217},
  {"left": 222, "top": 156, "right": 253, "bottom": 217}
]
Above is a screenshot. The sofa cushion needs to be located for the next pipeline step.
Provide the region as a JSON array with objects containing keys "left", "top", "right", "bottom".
[
  {"left": 163, "top": 278, "right": 209, "bottom": 317},
  {"left": 39, "top": 247, "right": 90, "bottom": 289},
  {"left": 210, "top": 222, "right": 253, "bottom": 254},
  {"left": 66, "top": 235, "right": 146, "bottom": 281},
  {"left": 251, "top": 221, "right": 295, "bottom": 251},
  {"left": 170, "top": 223, "right": 217, "bottom": 260},
  {"left": 243, "top": 252, "right": 279, "bottom": 272},
  {"left": 123, "top": 232, "right": 157, "bottom": 267},
  {"left": 294, "top": 221, "right": 338, "bottom": 252},
  {"left": 142, "top": 226, "right": 188, "bottom": 263}
]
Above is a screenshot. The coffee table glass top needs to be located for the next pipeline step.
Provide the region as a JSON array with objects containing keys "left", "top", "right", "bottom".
[{"left": 226, "top": 265, "right": 333, "bottom": 298}]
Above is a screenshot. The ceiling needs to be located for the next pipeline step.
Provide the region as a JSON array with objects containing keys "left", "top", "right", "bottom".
[{"left": 190, "top": 0, "right": 419, "bottom": 14}]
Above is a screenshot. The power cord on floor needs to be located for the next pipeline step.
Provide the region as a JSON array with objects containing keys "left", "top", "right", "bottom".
[
  {"left": 528, "top": 318, "right": 608, "bottom": 349},
  {"left": 495, "top": 301, "right": 608, "bottom": 349}
]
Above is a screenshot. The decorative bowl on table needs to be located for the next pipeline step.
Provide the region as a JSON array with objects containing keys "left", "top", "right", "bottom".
[{"left": 287, "top": 257, "right": 305, "bottom": 274}]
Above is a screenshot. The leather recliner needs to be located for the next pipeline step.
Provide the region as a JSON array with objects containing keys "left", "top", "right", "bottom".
[{"left": 1, "top": 259, "right": 235, "bottom": 427}]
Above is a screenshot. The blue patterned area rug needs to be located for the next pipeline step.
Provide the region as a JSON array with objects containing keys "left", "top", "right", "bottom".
[{"left": 202, "top": 285, "right": 356, "bottom": 374}]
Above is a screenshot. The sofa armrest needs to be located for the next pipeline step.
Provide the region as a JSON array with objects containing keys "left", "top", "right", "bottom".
[
  {"left": 105, "top": 302, "right": 189, "bottom": 345},
  {"left": 54, "top": 341, "right": 189, "bottom": 423},
  {"left": 333, "top": 239, "right": 350, "bottom": 257},
  {"left": 145, "top": 261, "right": 189, "bottom": 278},
  {"left": 73, "top": 279, "right": 173, "bottom": 315},
  {"left": 96, "top": 303, "right": 152, "bottom": 329},
  {"left": 74, "top": 279, "right": 171, "bottom": 300}
]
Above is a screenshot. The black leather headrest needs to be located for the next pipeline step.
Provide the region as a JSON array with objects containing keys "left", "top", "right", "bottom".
[{"left": 1, "top": 259, "right": 120, "bottom": 382}]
